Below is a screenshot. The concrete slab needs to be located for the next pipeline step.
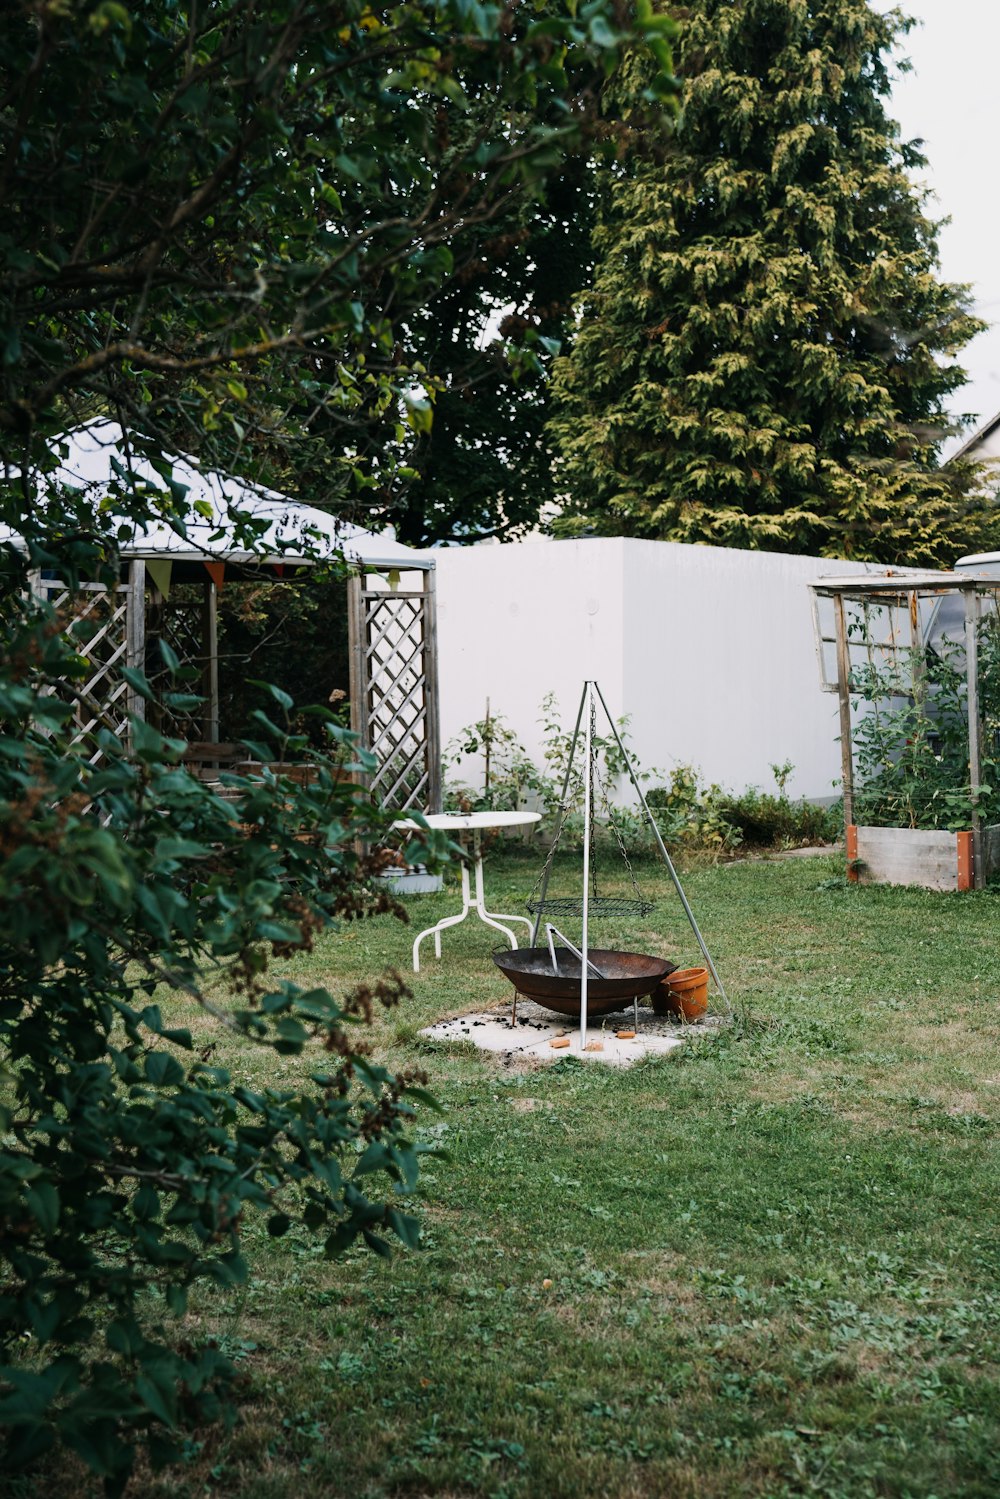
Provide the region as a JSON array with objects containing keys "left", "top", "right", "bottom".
[{"left": 420, "top": 999, "right": 717, "bottom": 1068}]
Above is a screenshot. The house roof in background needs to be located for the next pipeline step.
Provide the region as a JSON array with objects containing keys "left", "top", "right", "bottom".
[{"left": 947, "top": 409, "right": 1000, "bottom": 465}]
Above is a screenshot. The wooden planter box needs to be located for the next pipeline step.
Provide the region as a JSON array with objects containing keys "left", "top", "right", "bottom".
[{"left": 846, "top": 824, "right": 1000, "bottom": 892}]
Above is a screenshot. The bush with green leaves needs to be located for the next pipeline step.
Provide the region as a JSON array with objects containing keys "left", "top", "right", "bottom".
[
  {"left": 445, "top": 702, "right": 836, "bottom": 855},
  {"left": 850, "top": 618, "right": 1000, "bottom": 831},
  {"left": 645, "top": 765, "right": 742, "bottom": 853},
  {"left": 0, "top": 542, "right": 453, "bottom": 1492},
  {"left": 0, "top": 2, "right": 680, "bottom": 1487},
  {"left": 647, "top": 762, "right": 839, "bottom": 853},
  {"left": 444, "top": 692, "right": 659, "bottom": 846}
]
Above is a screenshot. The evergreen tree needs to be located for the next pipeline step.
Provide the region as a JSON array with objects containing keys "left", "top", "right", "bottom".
[{"left": 549, "top": 0, "right": 995, "bottom": 565}]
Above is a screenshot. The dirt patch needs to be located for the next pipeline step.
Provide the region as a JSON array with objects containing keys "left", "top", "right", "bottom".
[
  {"left": 620, "top": 1258, "right": 699, "bottom": 1308},
  {"left": 907, "top": 1019, "right": 977, "bottom": 1052}
]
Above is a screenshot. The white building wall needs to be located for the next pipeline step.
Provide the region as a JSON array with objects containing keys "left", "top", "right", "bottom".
[
  {"left": 435, "top": 537, "right": 627, "bottom": 791},
  {"left": 434, "top": 537, "right": 879, "bottom": 803}
]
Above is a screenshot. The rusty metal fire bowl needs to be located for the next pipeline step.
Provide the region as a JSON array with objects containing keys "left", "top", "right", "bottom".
[{"left": 492, "top": 947, "right": 676, "bottom": 1018}]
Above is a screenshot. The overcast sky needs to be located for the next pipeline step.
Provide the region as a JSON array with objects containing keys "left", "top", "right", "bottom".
[{"left": 873, "top": 1, "right": 1000, "bottom": 448}]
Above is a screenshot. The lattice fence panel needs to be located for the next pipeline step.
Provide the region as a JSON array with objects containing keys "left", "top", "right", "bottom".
[
  {"left": 34, "top": 574, "right": 142, "bottom": 764},
  {"left": 350, "top": 576, "right": 440, "bottom": 814}
]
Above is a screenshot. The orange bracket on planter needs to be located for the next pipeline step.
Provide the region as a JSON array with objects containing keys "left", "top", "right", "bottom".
[{"left": 846, "top": 824, "right": 859, "bottom": 882}]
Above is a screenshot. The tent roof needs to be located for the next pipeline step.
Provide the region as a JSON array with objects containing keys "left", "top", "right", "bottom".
[{"left": 2, "top": 421, "right": 434, "bottom": 571}]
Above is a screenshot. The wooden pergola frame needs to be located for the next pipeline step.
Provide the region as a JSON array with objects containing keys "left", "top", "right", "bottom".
[
  {"left": 31, "top": 553, "right": 441, "bottom": 816},
  {"left": 18, "top": 421, "right": 443, "bottom": 814}
]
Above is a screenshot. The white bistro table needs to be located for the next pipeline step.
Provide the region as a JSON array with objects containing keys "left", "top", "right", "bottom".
[{"left": 394, "top": 810, "right": 541, "bottom": 973}]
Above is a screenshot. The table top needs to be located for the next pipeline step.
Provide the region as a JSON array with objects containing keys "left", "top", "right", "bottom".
[{"left": 394, "top": 810, "right": 542, "bottom": 832}]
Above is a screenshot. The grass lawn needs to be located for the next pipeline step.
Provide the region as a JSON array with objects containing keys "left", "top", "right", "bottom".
[{"left": 109, "top": 850, "right": 1000, "bottom": 1496}]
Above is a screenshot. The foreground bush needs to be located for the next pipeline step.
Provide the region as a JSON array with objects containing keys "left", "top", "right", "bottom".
[{"left": 0, "top": 585, "right": 452, "bottom": 1491}]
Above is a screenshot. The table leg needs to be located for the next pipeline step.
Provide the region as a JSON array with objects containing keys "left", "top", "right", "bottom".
[
  {"left": 411, "top": 827, "right": 535, "bottom": 973},
  {"left": 412, "top": 859, "right": 474, "bottom": 973},
  {"left": 471, "top": 832, "right": 521, "bottom": 948}
]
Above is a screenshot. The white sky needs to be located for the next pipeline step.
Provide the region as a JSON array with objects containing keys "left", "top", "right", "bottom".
[{"left": 873, "top": 1, "right": 1000, "bottom": 448}]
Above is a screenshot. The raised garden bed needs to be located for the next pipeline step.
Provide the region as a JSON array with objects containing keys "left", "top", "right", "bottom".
[{"left": 847, "top": 823, "right": 1000, "bottom": 892}]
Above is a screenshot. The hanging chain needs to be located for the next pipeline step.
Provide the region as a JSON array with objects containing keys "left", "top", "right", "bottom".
[
  {"left": 528, "top": 685, "right": 651, "bottom": 917},
  {"left": 591, "top": 725, "right": 646, "bottom": 906},
  {"left": 527, "top": 808, "right": 563, "bottom": 910},
  {"left": 526, "top": 689, "right": 589, "bottom": 913}
]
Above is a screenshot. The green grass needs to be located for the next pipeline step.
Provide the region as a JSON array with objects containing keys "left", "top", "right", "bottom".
[{"left": 73, "top": 852, "right": 1000, "bottom": 1494}]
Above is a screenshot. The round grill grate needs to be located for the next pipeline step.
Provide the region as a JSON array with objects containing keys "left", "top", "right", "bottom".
[{"left": 527, "top": 896, "right": 656, "bottom": 919}]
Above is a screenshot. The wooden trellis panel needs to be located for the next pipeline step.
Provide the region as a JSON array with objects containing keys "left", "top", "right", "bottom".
[
  {"left": 31, "top": 561, "right": 146, "bottom": 762},
  {"left": 347, "top": 570, "right": 441, "bottom": 814}
]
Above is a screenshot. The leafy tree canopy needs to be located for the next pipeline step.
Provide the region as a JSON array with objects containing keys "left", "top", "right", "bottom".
[
  {"left": 377, "top": 155, "right": 598, "bottom": 547},
  {"left": 0, "top": 3, "right": 677, "bottom": 1491},
  {"left": 549, "top": 0, "right": 997, "bottom": 566},
  {"left": 1, "top": 0, "right": 677, "bottom": 533}
]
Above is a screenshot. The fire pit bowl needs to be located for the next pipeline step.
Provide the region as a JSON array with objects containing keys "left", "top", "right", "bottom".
[{"left": 492, "top": 947, "right": 676, "bottom": 1017}]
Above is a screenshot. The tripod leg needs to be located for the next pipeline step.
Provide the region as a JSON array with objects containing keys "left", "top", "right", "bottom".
[{"left": 592, "top": 681, "right": 730, "bottom": 1011}]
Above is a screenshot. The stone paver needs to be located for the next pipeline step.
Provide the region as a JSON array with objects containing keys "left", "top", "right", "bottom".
[{"left": 420, "top": 999, "right": 717, "bottom": 1068}]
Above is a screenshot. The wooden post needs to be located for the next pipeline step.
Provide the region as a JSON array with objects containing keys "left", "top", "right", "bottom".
[
  {"left": 965, "top": 586, "right": 984, "bottom": 889},
  {"left": 908, "top": 586, "right": 926, "bottom": 715},
  {"left": 833, "top": 592, "right": 855, "bottom": 830},
  {"left": 346, "top": 571, "right": 369, "bottom": 785},
  {"left": 145, "top": 579, "right": 165, "bottom": 733},
  {"left": 202, "top": 576, "right": 219, "bottom": 746},
  {"left": 125, "top": 560, "right": 146, "bottom": 737},
  {"left": 423, "top": 566, "right": 442, "bottom": 813},
  {"left": 845, "top": 823, "right": 859, "bottom": 883}
]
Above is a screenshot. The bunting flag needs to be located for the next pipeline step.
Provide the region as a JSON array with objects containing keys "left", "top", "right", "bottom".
[
  {"left": 204, "top": 561, "right": 225, "bottom": 591},
  {"left": 273, "top": 563, "right": 285, "bottom": 578},
  {"left": 146, "top": 557, "right": 173, "bottom": 599}
]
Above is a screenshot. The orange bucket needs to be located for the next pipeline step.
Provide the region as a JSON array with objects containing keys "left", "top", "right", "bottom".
[{"left": 656, "top": 966, "right": 709, "bottom": 1021}]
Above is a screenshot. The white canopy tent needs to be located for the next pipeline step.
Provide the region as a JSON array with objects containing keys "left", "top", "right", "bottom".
[{"left": 13, "top": 423, "right": 441, "bottom": 812}]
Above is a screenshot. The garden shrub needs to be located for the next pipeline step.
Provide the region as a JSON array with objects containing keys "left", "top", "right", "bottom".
[
  {"left": 709, "top": 762, "right": 841, "bottom": 849},
  {"left": 447, "top": 705, "right": 837, "bottom": 855},
  {"left": 445, "top": 694, "right": 660, "bottom": 851},
  {"left": 0, "top": 540, "right": 450, "bottom": 1493},
  {"left": 0, "top": 1, "right": 679, "bottom": 1488},
  {"left": 645, "top": 765, "right": 743, "bottom": 852},
  {"left": 850, "top": 623, "right": 1000, "bottom": 831},
  {"left": 710, "top": 786, "right": 840, "bottom": 849}
]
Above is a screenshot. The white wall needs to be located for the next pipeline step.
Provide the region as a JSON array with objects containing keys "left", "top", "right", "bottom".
[{"left": 434, "top": 538, "right": 879, "bottom": 803}]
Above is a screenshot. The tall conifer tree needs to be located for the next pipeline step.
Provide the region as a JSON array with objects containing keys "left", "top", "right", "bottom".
[{"left": 550, "top": 0, "right": 995, "bottom": 564}]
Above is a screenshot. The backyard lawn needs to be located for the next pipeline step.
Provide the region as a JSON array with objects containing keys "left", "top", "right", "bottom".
[{"left": 98, "top": 850, "right": 1000, "bottom": 1497}]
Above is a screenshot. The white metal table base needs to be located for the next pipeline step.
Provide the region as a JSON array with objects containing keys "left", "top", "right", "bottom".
[{"left": 412, "top": 831, "right": 533, "bottom": 973}]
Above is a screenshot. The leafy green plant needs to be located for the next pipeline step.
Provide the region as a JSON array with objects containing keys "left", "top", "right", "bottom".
[
  {"left": 0, "top": 553, "right": 454, "bottom": 1493},
  {"left": 713, "top": 765, "right": 841, "bottom": 849},
  {"left": 0, "top": 3, "right": 680, "bottom": 1491},
  {"left": 444, "top": 693, "right": 660, "bottom": 850},
  {"left": 646, "top": 765, "right": 742, "bottom": 853},
  {"left": 647, "top": 764, "right": 839, "bottom": 852},
  {"left": 849, "top": 614, "right": 1000, "bottom": 831},
  {"left": 444, "top": 706, "right": 547, "bottom": 816},
  {"left": 447, "top": 704, "right": 837, "bottom": 857}
]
